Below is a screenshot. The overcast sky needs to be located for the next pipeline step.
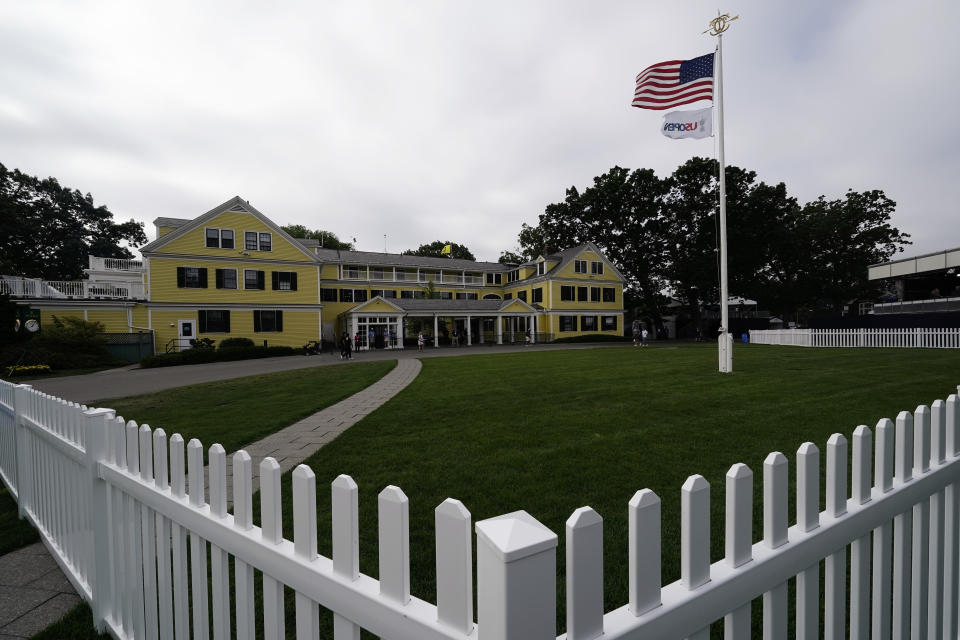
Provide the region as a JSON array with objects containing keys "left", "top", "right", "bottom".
[{"left": 2, "top": 1, "right": 957, "bottom": 263}]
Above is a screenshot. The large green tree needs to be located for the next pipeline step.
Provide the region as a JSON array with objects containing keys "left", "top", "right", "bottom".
[
  {"left": 402, "top": 241, "right": 475, "bottom": 261},
  {"left": 281, "top": 224, "right": 354, "bottom": 250},
  {"left": 517, "top": 158, "right": 910, "bottom": 321},
  {"left": 0, "top": 163, "right": 147, "bottom": 280}
]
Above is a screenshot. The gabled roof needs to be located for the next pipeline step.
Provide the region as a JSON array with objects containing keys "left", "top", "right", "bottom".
[
  {"left": 347, "top": 296, "right": 406, "bottom": 313},
  {"left": 140, "top": 196, "right": 319, "bottom": 262},
  {"left": 520, "top": 242, "right": 627, "bottom": 284}
]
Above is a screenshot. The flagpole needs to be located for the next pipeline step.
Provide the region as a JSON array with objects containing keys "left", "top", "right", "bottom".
[{"left": 706, "top": 12, "right": 737, "bottom": 374}]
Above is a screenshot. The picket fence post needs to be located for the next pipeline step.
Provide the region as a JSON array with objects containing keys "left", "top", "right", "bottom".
[
  {"left": 84, "top": 407, "right": 114, "bottom": 633},
  {"left": 13, "top": 384, "right": 32, "bottom": 518},
  {"left": 476, "top": 510, "right": 557, "bottom": 640}
]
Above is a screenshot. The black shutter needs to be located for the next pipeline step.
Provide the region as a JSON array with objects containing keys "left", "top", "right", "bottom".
[
  {"left": 253, "top": 311, "right": 261, "bottom": 332},
  {"left": 177, "top": 267, "right": 186, "bottom": 288},
  {"left": 257, "top": 271, "right": 265, "bottom": 290},
  {"left": 199, "top": 268, "right": 208, "bottom": 288},
  {"left": 198, "top": 311, "right": 207, "bottom": 333},
  {"left": 276, "top": 310, "right": 283, "bottom": 332},
  {"left": 223, "top": 311, "right": 230, "bottom": 333},
  {"left": 215, "top": 269, "right": 224, "bottom": 289},
  {"left": 290, "top": 273, "right": 297, "bottom": 291},
  {"left": 271, "top": 272, "right": 279, "bottom": 290}
]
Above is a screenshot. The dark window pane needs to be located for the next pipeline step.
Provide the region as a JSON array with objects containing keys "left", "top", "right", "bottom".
[
  {"left": 245, "top": 232, "right": 258, "bottom": 250},
  {"left": 222, "top": 270, "right": 237, "bottom": 289},
  {"left": 591, "top": 287, "right": 600, "bottom": 302},
  {"left": 206, "top": 229, "right": 220, "bottom": 248},
  {"left": 340, "top": 289, "right": 354, "bottom": 302},
  {"left": 184, "top": 267, "right": 202, "bottom": 288},
  {"left": 603, "top": 288, "right": 615, "bottom": 302},
  {"left": 259, "top": 233, "right": 272, "bottom": 251},
  {"left": 205, "top": 310, "right": 229, "bottom": 333},
  {"left": 220, "top": 230, "right": 234, "bottom": 249},
  {"left": 577, "top": 287, "right": 587, "bottom": 302}
]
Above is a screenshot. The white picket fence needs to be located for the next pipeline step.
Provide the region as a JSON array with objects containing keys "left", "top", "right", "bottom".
[
  {"left": 750, "top": 327, "right": 960, "bottom": 348},
  {"left": 3, "top": 378, "right": 960, "bottom": 639}
]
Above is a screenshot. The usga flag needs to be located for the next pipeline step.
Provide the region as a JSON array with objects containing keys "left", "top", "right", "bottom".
[
  {"left": 661, "top": 107, "right": 713, "bottom": 140},
  {"left": 440, "top": 243, "right": 452, "bottom": 255}
]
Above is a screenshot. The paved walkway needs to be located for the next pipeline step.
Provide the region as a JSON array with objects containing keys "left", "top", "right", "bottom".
[
  {"left": 28, "top": 341, "right": 618, "bottom": 404},
  {"left": 221, "top": 358, "right": 422, "bottom": 499},
  {"left": 0, "top": 542, "right": 81, "bottom": 638},
  {"left": 0, "top": 356, "right": 425, "bottom": 635}
]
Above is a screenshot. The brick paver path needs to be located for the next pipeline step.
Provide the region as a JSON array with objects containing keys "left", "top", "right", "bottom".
[{"left": 221, "top": 357, "right": 422, "bottom": 499}]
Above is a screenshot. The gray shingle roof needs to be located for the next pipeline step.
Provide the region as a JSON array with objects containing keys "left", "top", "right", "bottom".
[
  {"left": 153, "top": 217, "right": 191, "bottom": 228},
  {"left": 310, "top": 248, "right": 511, "bottom": 272}
]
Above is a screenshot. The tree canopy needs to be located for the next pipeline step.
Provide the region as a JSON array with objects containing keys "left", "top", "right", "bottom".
[
  {"left": 281, "top": 224, "right": 354, "bottom": 250},
  {"left": 516, "top": 158, "right": 910, "bottom": 323},
  {"left": 402, "top": 241, "right": 475, "bottom": 261},
  {"left": 0, "top": 163, "right": 147, "bottom": 280}
]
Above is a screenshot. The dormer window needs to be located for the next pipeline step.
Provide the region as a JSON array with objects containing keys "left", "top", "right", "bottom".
[
  {"left": 537, "top": 262, "right": 546, "bottom": 276},
  {"left": 205, "top": 228, "right": 234, "bottom": 249}
]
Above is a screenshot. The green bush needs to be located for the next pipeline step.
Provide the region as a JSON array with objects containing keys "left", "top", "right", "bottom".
[
  {"left": 25, "top": 317, "right": 121, "bottom": 369},
  {"left": 551, "top": 334, "right": 630, "bottom": 344},
  {"left": 218, "top": 337, "right": 255, "bottom": 350},
  {"left": 140, "top": 345, "right": 298, "bottom": 368}
]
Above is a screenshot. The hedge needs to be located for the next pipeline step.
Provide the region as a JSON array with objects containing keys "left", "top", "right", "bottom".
[{"left": 140, "top": 345, "right": 299, "bottom": 368}]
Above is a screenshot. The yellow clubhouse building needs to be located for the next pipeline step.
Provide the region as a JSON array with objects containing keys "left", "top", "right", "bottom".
[{"left": 3, "top": 197, "right": 626, "bottom": 353}]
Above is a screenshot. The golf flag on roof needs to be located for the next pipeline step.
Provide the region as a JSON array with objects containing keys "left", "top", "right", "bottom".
[
  {"left": 441, "top": 243, "right": 452, "bottom": 255},
  {"left": 661, "top": 106, "right": 713, "bottom": 139},
  {"left": 632, "top": 52, "right": 714, "bottom": 110}
]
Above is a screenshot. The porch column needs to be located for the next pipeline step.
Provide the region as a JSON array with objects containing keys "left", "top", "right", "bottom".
[
  {"left": 479, "top": 319, "right": 484, "bottom": 344},
  {"left": 433, "top": 315, "right": 439, "bottom": 348},
  {"left": 400, "top": 317, "right": 406, "bottom": 350},
  {"left": 351, "top": 315, "right": 358, "bottom": 343},
  {"left": 510, "top": 317, "right": 515, "bottom": 343},
  {"left": 466, "top": 315, "right": 472, "bottom": 346},
  {"left": 529, "top": 314, "right": 536, "bottom": 344},
  {"left": 496, "top": 316, "right": 503, "bottom": 345}
]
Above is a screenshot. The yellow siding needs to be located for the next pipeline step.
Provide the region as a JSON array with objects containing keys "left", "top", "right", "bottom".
[
  {"left": 553, "top": 312, "right": 623, "bottom": 338},
  {"left": 155, "top": 211, "right": 314, "bottom": 263},
  {"left": 85, "top": 309, "right": 130, "bottom": 332},
  {"left": 149, "top": 258, "right": 319, "bottom": 304},
  {"left": 148, "top": 308, "right": 320, "bottom": 350},
  {"left": 548, "top": 282, "right": 622, "bottom": 311},
  {"left": 131, "top": 305, "right": 150, "bottom": 329},
  {"left": 39, "top": 309, "right": 84, "bottom": 328},
  {"left": 320, "top": 264, "right": 340, "bottom": 279},
  {"left": 553, "top": 251, "right": 620, "bottom": 282}
]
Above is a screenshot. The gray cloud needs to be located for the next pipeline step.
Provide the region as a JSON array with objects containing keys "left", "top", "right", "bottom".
[{"left": 1, "top": 0, "right": 956, "bottom": 263}]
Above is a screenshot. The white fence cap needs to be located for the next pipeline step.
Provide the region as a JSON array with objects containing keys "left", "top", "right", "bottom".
[{"left": 476, "top": 510, "right": 557, "bottom": 562}]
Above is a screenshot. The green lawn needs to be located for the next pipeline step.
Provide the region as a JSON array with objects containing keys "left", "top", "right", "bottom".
[
  {"left": 100, "top": 360, "right": 396, "bottom": 455},
  {"left": 263, "top": 344, "right": 959, "bottom": 636}
]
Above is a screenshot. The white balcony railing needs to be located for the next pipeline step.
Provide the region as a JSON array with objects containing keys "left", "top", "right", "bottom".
[
  {"left": 87, "top": 256, "right": 143, "bottom": 272},
  {"left": 0, "top": 278, "right": 145, "bottom": 300}
]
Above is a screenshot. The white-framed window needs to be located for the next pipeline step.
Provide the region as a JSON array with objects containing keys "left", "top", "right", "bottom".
[
  {"left": 581, "top": 315, "right": 597, "bottom": 331},
  {"left": 244, "top": 269, "right": 264, "bottom": 290},
  {"left": 574, "top": 259, "right": 587, "bottom": 273},
  {"left": 537, "top": 261, "right": 546, "bottom": 275},
  {"left": 205, "top": 228, "right": 235, "bottom": 249},
  {"left": 177, "top": 266, "right": 207, "bottom": 288},
  {"left": 486, "top": 272, "right": 503, "bottom": 285},
  {"left": 400, "top": 290, "right": 425, "bottom": 299},
  {"left": 560, "top": 285, "right": 575, "bottom": 301},
  {"left": 532, "top": 287, "right": 543, "bottom": 303},
  {"left": 591, "top": 261, "right": 604, "bottom": 275},
  {"left": 591, "top": 286, "right": 601, "bottom": 302},
  {"left": 198, "top": 310, "right": 230, "bottom": 333},
  {"left": 455, "top": 292, "right": 478, "bottom": 300},
  {"left": 560, "top": 316, "right": 577, "bottom": 332},
  {"left": 507, "top": 270, "right": 520, "bottom": 283},
  {"left": 343, "top": 265, "right": 362, "bottom": 279},
  {"left": 215, "top": 268, "right": 238, "bottom": 290},
  {"left": 243, "top": 231, "right": 272, "bottom": 251},
  {"left": 577, "top": 286, "right": 588, "bottom": 302},
  {"left": 371, "top": 289, "right": 397, "bottom": 299}
]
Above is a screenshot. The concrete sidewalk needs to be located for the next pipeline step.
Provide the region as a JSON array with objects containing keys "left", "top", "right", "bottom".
[
  {"left": 29, "top": 341, "right": 617, "bottom": 404},
  {"left": 0, "top": 542, "right": 81, "bottom": 638}
]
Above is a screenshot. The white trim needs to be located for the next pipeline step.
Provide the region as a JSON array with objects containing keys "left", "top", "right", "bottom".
[
  {"left": 83, "top": 309, "right": 88, "bottom": 321},
  {"left": 204, "top": 226, "right": 236, "bottom": 250},
  {"left": 177, "top": 319, "right": 195, "bottom": 350}
]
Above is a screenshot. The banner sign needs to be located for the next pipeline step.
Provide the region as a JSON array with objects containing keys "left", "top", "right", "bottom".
[{"left": 661, "top": 106, "right": 712, "bottom": 140}]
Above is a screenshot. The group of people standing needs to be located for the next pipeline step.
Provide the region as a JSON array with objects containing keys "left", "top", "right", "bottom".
[{"left": 631, "top": 318, "right": 649, "bottom": 347}]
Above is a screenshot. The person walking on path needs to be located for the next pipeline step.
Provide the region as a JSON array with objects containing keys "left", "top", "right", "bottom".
[
  {"left": 368, "top": 328, "right": 376, "bottom": 350},
  {"left": 417, "top": 331, "right": 425, "bottom": 352},
  {"left": 632, "top": 318, "right": 642, "bottom": 346},
  {"left": 641, "top": 328, "right": 649, "bottom": 347}
]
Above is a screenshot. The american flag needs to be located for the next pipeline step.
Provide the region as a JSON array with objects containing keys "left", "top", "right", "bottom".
[{"left": 632, "top": 53, "right": 714, "bottom": 110}]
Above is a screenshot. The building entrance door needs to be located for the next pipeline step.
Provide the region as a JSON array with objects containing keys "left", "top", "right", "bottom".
[{"left": 177, "top": 319, "right": 195, "bottom": 351}]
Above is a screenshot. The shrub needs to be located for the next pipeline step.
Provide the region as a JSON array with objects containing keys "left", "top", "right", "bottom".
[
  {"left": 27, "top": 316, "right": 122, "bottom": 369},
  {"left": 140, "top": 345, "right": 298, "bottom": 368},
  {"left": 189, "top": 337, "right": 216, "bottom": 350},
  {"left": 6, "top": 364, "right": 52, "bottom": 377},
  {"left": 218, "top": 337, "right": 255, "bottom": 350},
  {"left": 551, "top": 334, "right": 630, "bottom": 344}
]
